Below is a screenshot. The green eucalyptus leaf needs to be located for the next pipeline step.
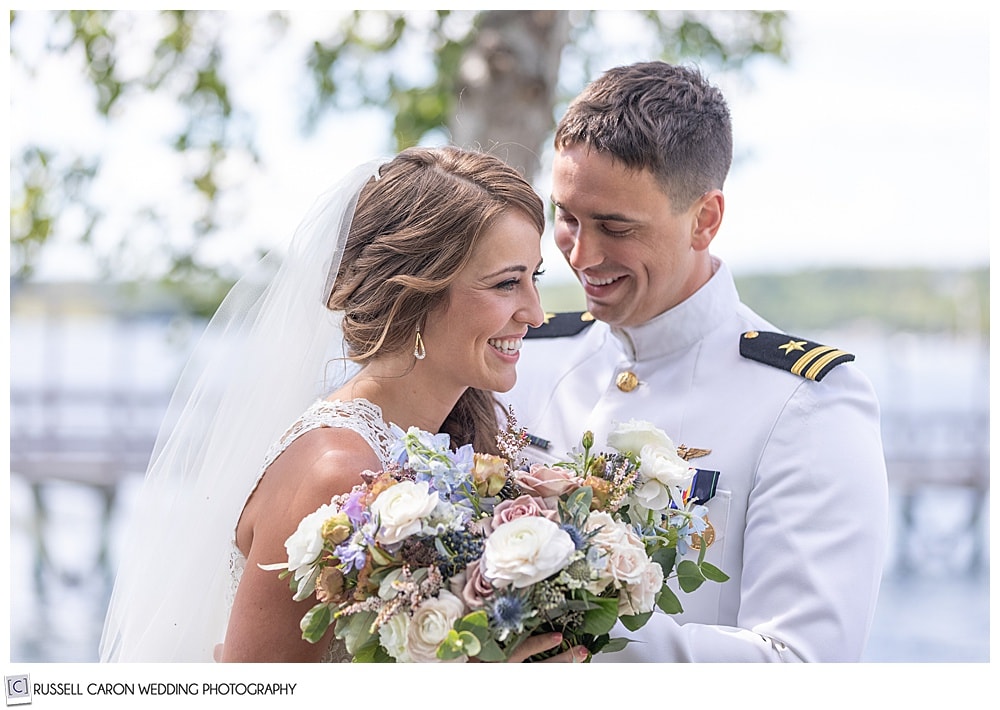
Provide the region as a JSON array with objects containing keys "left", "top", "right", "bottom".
[
  {"left": 299, "top": 603, "right": 332, "bottom": 643},
  {"left": 565, "top": 486, "right": 594, "bottom": 517},
  {"left": 657, "top": 585, "right": 684, "bottom": 614},
  {"left": 652, "top": 546, "right": 677, "bottom": 576},
  {"left": 475, "top": 638, "right": 508, "bottom": 663},
  {"left": 601, "top": 636, "right": 631, "bottom": 654},
  {"left": 457, "top": 609, "right": 490, "bottom": 631},
  {"left": 700, "top": 561, "right": 730, "bottom": 583},
  {"left": 565, "top": 597, "right": 600, "bottom": 612},
  {"left": 437, "top": 629, "right": 481, "bottom": 660},
  {"left": 620, "top": 611, "right": 652, "bottom": 631},
  {"left": 334, "top": 610, "right": 378, "bottom": 654},
  {"left": 350, "top": 638, "right": 381, "bottom": 663},
  {"left": 677, "top": 559, "right": 705, "bottom": 593},
  {"left": 581, "top": 595, "right": 620, "bottom": 635}
]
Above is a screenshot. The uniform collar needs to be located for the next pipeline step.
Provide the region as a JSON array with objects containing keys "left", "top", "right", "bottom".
[{"left": 609, "top": 257, "right": 738, "bottom": 361}]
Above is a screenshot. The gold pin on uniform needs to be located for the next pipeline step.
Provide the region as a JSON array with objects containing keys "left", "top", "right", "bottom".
[
  {"left": 677, "top": 445, "right": 712, "bottom": 461},
  {"left": 690, "top": 519, "right": 716, "bottom": 550},
  {"left": 616, "top": 371, "right": 639, "bottom": 392}
]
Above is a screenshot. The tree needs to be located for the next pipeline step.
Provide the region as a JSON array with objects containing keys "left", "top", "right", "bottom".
[{"left": 9, "top": 10, "right": 788, "bottom": 311}]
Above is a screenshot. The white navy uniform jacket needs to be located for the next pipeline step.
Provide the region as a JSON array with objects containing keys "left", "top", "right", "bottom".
[{"left": 503, "top": 259, "right": 889, "bottom": 662}]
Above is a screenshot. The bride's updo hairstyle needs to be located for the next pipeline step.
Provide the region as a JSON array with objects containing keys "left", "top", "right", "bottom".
[{"left": 327, "top": 146, "right": 544, "bottom": 454}]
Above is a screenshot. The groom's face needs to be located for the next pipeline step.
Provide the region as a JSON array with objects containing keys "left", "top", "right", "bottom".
[{"left": 550, "top": 143, "right": 712, "bottom": 328}]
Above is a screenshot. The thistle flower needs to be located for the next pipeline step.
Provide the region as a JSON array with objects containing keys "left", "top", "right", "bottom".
[{"left": 486, "top": 591, "right": 534, "bottom": 641}]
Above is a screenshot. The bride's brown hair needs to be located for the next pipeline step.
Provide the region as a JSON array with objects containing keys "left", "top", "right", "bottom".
[{"left": 327, "top": 146, "right": 544, "bottom": 454}]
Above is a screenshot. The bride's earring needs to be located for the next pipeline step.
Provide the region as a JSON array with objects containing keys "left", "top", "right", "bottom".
[{"left": 413, "top": 325, "right": 426, "bottom": 360}]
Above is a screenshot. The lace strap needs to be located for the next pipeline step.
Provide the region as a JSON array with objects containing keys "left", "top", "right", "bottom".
[{"left": 260, "top": 398, "right": 396, "bottom": 473}]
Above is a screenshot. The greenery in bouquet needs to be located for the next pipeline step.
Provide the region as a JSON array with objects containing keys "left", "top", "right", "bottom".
[{"left": 263, "top": 412, "right": 728, "bottom": 662}]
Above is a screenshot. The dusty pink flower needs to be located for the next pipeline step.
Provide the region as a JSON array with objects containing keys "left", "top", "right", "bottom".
[
  {"left": 450, "top": 559, "right": 495, "bottom": 609},
  {"left": 513, "top": 464, "right": 584, "bottom": 500},
  {"left": 483, "top": 494, "right": 558, "bottom": 535}
]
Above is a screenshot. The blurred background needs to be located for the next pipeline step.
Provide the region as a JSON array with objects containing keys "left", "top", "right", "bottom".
[{"left": 8, "top": 9, "right": 990, "bottom": 664}]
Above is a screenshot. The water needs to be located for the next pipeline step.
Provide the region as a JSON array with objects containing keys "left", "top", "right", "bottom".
[
  {"left": 7, "top": 474, "right": 990, "bottom": 663},
  {"left": 7, "top": 314, "right": 991, "bottom": 663}
]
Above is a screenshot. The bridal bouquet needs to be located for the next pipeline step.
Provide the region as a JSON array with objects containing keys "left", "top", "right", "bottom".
[{"left": 264, "top": 415, "right": 727, "bottom": 662}]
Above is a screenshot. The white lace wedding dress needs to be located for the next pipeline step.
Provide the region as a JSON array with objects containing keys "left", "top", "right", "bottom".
[{"left": 226, "top": 397, "right": 399, "bottom": 662}]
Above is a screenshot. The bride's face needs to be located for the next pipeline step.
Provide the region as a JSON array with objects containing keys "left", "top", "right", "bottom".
[{"left": 421, "top": 209, "right": 545, "bottom": 395}]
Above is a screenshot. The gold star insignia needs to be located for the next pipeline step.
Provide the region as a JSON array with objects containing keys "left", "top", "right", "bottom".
[
  {"left": 542, "top": 312, "right": 556, "bottom": 325},
  {"left": 778, "top": 340, "right": 807, "bottom": 354}
]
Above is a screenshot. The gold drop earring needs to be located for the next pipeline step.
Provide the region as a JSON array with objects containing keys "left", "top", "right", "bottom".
[{"left": 413, "top": 325, "right": 426, "bottom": 360}]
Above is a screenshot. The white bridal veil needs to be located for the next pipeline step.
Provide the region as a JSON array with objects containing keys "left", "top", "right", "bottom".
[{"left": 99, "top": 158, "right": 388, "bottom": 661}]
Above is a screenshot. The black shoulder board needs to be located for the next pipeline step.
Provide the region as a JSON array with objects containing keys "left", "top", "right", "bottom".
[
  {"left": 739, "top": 330, "right": 854, "bottom": 381},
  {"left": 524, "top": 311, "right": 596, "bottom": 339}
]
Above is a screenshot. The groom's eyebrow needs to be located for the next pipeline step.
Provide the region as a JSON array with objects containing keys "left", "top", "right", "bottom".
[{"left": 552, "top": 197, "right": 635, "bottom": 223}]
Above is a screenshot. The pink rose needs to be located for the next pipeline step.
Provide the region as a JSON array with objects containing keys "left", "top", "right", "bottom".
[
  {"left": 513, "top": 464, "right": 584, "bottom": 500},
  {"left": 483, "top": 494, "right": 558, "bottom": 535},
  {"left": 450, "top": 559, "right": 494, "bottom": 609}
]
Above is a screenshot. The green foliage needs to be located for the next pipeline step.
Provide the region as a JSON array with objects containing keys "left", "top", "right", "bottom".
[
  {"left": 641, "top": 10, "right": 787, "bottom": 67},
  {"left": 439, "top": 610, "right": 506, "bottom": 661},
  {"left": 9, "top": 147, "right": 99, "bottom": 280},
  {"left": 10, "top": 10, "right": 789, "bottom": 300},
  {"left": 334, "top": 608, "right": 378, "bottom": 655},
  {"left": 10, "top": 10, "right": 263, "bottom": 287},
  {"left": 656, "top": 584, "right": 684, "bottom": 615},
  {"left": 676, "top": 559, "right": 707, "bottom": 594},
  {"left": 700, "top": 561, "right": 730, "bottom": 584},
  {"left": 305, "top": 11, "right": 471, "bottom": 151},
  {"left": 538, "top": 267, "right": 989, "bottom": 337},
  {"left": 735, "top": 267, "right": 989, "bottom": 336},
  {"left": 619, "top": 611, "right": 652, "bottom": 632},
  {"left": 580, "top": 594, "right": 620, "bottom": 636},
  {"left": 300, "top": 603, "right": 332, "bottom": 644}
]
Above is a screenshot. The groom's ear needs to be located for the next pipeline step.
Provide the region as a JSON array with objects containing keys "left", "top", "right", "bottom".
[{"left": 691, "top": 190, "right": 724, "bottom": 251}]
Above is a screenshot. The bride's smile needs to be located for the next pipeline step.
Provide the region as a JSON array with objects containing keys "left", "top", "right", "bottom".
[{"left": 421, "top": 209, "right": 545, "bottom": 398}]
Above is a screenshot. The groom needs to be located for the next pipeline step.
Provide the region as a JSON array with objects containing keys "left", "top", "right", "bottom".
[{"left": 506, "top": 61, "right": 888, "bottom": 661}]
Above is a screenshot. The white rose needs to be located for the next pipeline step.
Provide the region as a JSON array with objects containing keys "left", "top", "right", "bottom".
[
  {"left": 582, "top": 512, "right": 631, "bottom": 591},
  {"left": 607, "top": 419, "right": 675, "bottom": 457},
  {"left": 632, "top": 479, "right": 673, "bottom": 512},
  {"left": 635, "top": 443, "right": 694, "bottom": 510},
  {"left": 282, "top": 501, "right": 337, "bottom": 600},
  {"left": 378, "top": 612, "right": 413, "bottom": 663},
  {"left": 584, "top": 511, "right": 629, "bottom": 550},
  {"left": 618, "top": 560, "right": 664, "bottom": 616},
  {"left": 483, "top": 516, "right": 576, "bottom": 589},
  {"left": 371, "top": 480, "right": 439, "bottom": 546},
  {"left": 605, "top": 533, "right": 651, "bottom": 587},
  {"left": 406, "top": 590, "right": 468, "bottom": 663}
]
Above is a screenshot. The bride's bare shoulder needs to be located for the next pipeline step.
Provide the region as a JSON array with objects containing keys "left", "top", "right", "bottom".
[
  {"left": 238, "top": 426, "right": 381, "bottom": 555},
  {"left": 267, "top": 425, "right": 381, "bottom": 499}
]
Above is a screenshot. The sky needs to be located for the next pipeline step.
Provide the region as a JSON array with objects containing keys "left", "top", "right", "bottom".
[
  {"left": 7, "top": 8, "right": 994, "bottom": 286},
  {"left": 715, "top": 9, "right": 992, "bottom": 276}
]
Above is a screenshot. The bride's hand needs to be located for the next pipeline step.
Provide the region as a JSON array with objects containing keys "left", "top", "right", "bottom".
[{"left": 505, "top": 633, "right": 590, "bottom": 663}]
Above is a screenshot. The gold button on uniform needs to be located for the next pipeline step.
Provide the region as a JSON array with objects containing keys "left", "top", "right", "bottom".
[{"left": 616, "top": 371, "right": 639, "bottom": 392}]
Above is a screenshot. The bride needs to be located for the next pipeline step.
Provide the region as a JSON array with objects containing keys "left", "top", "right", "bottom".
[{"left": 99, "top": 147, "right": 588, "bottom": 663}]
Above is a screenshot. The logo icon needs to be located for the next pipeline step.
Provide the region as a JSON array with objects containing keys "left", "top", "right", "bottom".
[{"left": 5, "top": 675, "right": 31, "bottom": 706}]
